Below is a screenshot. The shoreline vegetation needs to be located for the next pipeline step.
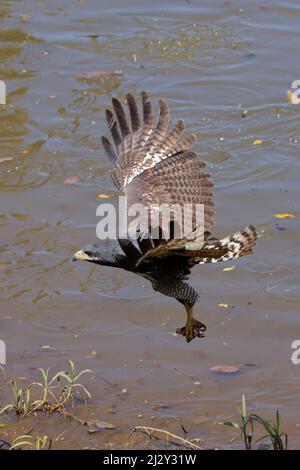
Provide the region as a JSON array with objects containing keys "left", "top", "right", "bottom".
[{"left": 0, "top": 364, "right": 288, "bottom": 451}]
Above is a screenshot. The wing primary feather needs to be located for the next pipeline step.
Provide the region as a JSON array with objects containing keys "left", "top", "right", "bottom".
[
  {"left": 161, "top": 119, "right": 185, "bottom": 149},
  {"left": 126, "top": 93, "right": 140, "bottom": 132},
  {"left": 167, "top": 133, "right": 196, "bottom": 156},
  {"left": 105, "top": 109, "right": 121, "bottom": 153},
  {"left": 153, "top": 99, "right": 170, "bottom": 141},
  {"left": 101, "top": 136, "right": 117, "bottom": 164},
  {"left": 144, "top": 98, "right": 170, "bottom": 152},
  {"left": 112, "top": 98, "right": 130, "bottom": 139},
  {"left": 140, "top": 91, "right": 154, "bottom": 145},
  {"left": 118, "top": 238, "right": 141, "bottom": 264},
  {"left": 137, "top": 236, "right": 154, "bottom": 255},
  {"left": 104, "top": 93, "right": 199, "bottom": 199}
]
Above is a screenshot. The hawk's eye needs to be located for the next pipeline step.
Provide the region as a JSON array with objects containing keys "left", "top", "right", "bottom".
[{"left": 85, "top": 250, "right": 93, "bottom": 257}]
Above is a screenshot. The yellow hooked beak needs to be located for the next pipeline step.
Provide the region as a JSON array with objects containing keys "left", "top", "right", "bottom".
[{"left": 73, "top": 250, "right": 91, "bottom": 262}]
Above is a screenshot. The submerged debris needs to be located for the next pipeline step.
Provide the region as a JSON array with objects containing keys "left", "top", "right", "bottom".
[
  {"left": 87, "top": 420, "right": 116, "bottom": 433},
  {"left": 209, "top": 365, "right": 240, "bottom": 374},
  {"left": 63, "top": 176, "right": 80, "bottom": 185},
  {"left": 74, "top": 70, "right": 123, "bottom": 83}
]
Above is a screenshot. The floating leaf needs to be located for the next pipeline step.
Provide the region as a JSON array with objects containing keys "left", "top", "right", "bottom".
[
  {"left": 274, "top": 213, "right": 295, "bottom": 219},
  {"left": 223, "top": 266, "right": 235, "bottom": 272},
  {"left": 209, "top": 365, "right": 240, "bottom": 373},
  {"left": 218, "top": 303, "right": 229, "bottom": 308},
  {"left": 253, "top": 139, "right": 262, "bottom": 145},
  {"left": 39, "top": 345, "right": 56, "bottom": 351},
  {"left": 97, "top": 193, "right": 111, "bottom": 199},
  {"left": 64, "top": 176, "right": 79, "bottom": 185},
  {"left": 86, "top": 350, "right": 98, "bottom": 358}
]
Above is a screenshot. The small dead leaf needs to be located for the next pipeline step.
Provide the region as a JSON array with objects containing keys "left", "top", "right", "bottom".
[
  {"left": 209, "top": 365, "right": 240, "bottom": 374},
  {"left": 86, "top": 350, "right": 98, "bottom": 358},
  {"left": 223, "top": 266, "right": 235, "bottom": 272},
  {"left": 97, "top": 193, "right": 111, "bottom": 199},
  {"left": 274, "top": 213, "right": 295, "bottom": 219},
  {"left": 64, "top": 176, "right": 79, "bottom": 185},
  {"left": 21, "top": 150, "right": 28, "bottom": 155},
  {"left": 0, "top": 157, "right": 14, "bottom": 163},
  {"left": 253, "top": 139, "right": 262, "bottom": 145},
  {"left": 218, "top": 303, "right": 229, "bottom": 308}
]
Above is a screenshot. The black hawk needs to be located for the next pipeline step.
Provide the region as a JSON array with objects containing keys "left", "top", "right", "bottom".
[{"left": 74, "top": 92, "right": 257, "bottom": 342}]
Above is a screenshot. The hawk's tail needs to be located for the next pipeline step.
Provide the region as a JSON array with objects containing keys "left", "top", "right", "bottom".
[{"left": 195, "top": 225, "right": 257, "bottom": 265}]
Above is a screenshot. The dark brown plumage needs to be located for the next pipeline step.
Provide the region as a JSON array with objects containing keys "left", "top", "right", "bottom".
[{"left": 74, "top": 91, "right": 257, "bottom": 342}]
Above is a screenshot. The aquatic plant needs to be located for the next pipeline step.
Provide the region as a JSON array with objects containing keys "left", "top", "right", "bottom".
[
  {"left": 10, "top": 434, "right": 52, "bottom": 450},
  {"left": 0, "top": 360, "right": 92, "bottom": 416},
  {"left": 224, "top": 394, "right": 288, "bottom": 450}
]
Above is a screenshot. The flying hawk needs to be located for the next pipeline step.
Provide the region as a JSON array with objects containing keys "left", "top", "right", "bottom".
[{"left": 73, "top": 92, "right": 257, "bottom": 342}]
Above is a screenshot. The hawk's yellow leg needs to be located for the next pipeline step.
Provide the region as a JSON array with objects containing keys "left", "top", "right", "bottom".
[{"left": 176, "top": 305, "right": 206, "bottom": 343}]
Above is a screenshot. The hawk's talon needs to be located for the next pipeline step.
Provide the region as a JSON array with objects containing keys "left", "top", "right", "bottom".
[{"left": 176, "top": 318, "right": 206, "bottom": 342}]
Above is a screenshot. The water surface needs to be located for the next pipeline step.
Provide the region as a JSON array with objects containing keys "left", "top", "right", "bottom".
[{"left": 1, "top": 0, "right": 300, "bottom": 449}]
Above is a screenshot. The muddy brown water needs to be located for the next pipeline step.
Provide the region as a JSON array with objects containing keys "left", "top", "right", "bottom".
[{"left": 1, "top": 0, "right": 300, "bottom": 450}]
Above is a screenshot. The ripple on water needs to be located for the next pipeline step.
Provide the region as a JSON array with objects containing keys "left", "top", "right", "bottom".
[
  {"left": 94, "top": 274, "right": 154, "bottom": 300},
  {"left": 265, "top": 276, "right": 300, "bottom": 303}
]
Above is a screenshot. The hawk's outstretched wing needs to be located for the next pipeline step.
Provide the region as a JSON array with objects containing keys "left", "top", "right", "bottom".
[
  {"left": 101, "top": 92, "right": 257, "bottom": 267},
  {"left": 101, "top": 91, "right": 215, "bottom": 252}
]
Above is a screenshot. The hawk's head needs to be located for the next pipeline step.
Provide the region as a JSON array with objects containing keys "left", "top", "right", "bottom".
[{"left": 73, "top": 239, "right": 126, "bottom": 267}]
